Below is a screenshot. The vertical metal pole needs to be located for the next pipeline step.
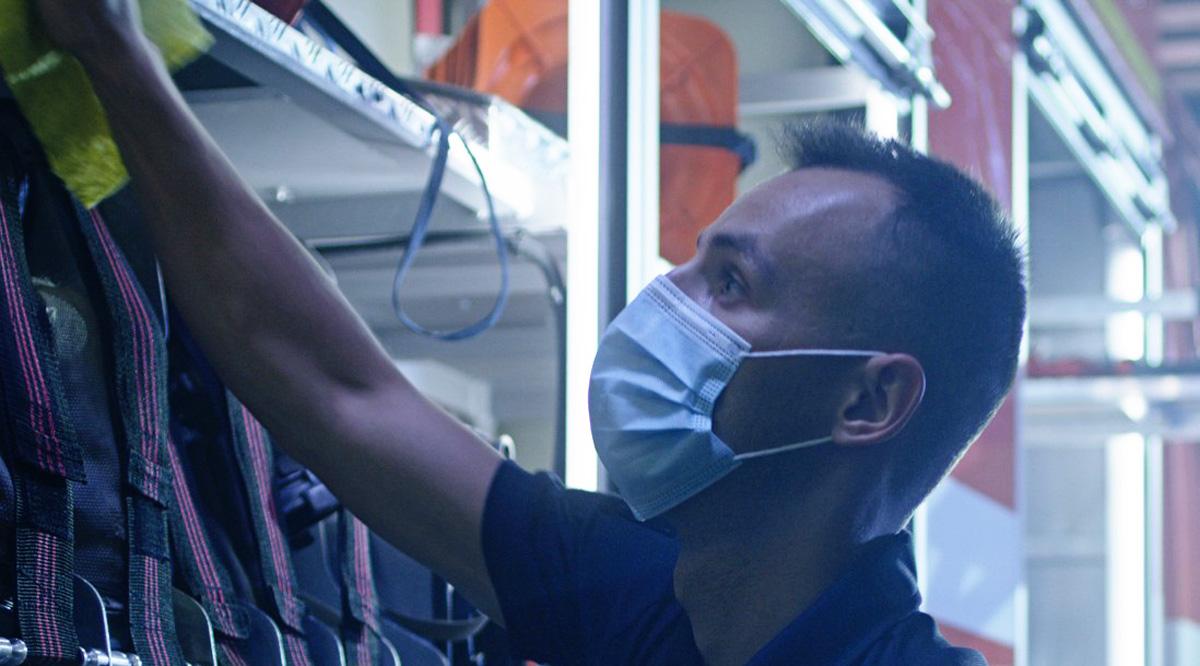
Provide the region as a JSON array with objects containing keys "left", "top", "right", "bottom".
[
  {"left": 1146, "top": 435, "right": 1165, "bottom": 666},
  {"left": 907, "top": 0, "right": 931, "bottom": 619},
  {"left": 1143, "top": 222, "right": 1166, "bottom": 666},
  {"left": 595, "top": 0, "right": 629, "bottom": 493},
  {"left": 1011, "top": 49, "right": 1032, "bottom": 666},
  {"left": 598, "top": 0, "right": 630, "bottom": 331}
]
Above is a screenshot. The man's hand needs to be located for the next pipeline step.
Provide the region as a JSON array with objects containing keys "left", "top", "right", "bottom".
[{"left": 34, "top": 0, "right": 147, "bottom": 63}]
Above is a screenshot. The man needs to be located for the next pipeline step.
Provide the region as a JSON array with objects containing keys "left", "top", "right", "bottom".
[{"left": 35, "top": 1, "right": 1025, "bottom": 664}]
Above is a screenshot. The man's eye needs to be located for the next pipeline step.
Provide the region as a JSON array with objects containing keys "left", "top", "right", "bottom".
[{"left": 717, "top": 271, "right": 744, "bottom": 296}]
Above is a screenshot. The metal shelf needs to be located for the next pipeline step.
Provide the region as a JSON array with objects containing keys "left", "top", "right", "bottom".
[
  {"left": 1023, "top": 373, "right": 1200, "bottom": 443},
  {"left": 777, "top": 0, "right": 950, "bottom": 107},
  {"left": 184, "top": 0, "right": 568, "bottom": 233}
]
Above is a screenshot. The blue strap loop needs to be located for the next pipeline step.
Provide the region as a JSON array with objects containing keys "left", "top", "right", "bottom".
[{"left": 390, "top": 118, "right": 510, "bottom": 341}]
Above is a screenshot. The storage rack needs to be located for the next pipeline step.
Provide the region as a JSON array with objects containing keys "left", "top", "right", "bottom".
[{"left": 185, "top": 0, "right": 569, "bottom": 233}]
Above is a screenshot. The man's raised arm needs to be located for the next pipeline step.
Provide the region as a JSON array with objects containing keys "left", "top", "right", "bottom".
[{"left": 34, "top": 0, "right": 506, "bottom": 620}]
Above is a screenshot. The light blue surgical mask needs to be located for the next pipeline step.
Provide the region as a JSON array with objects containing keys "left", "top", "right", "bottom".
[{"left": 588, "top": 275, "right": 882, "bottom": 521}]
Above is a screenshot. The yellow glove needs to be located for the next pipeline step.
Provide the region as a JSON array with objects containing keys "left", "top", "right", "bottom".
[{"left": 0, "top": 0, "right": 212, "bottom": 207}]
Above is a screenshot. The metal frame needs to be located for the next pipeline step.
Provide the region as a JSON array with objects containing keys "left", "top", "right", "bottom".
[
  {"left": 738, "top": 66, "right": 878, "bottom": 118},
  {"left": 1017, "top": 0, "right": 1174, "bottom": 235},
  {"left": 598, "top": 1, "right": 631, "bottom": 332},
  {"left": 1014, "top": 9, "right": 1174, "bottom": 654},
  {"left": 189, "top": 0, "right": 567, "bottom": 219},
  {"left": 1029, "top": 291, "right": 1198, "bottom": 328},
  {"left": 565, "top": 0, "right": 662, "bottom": 491},
  {"left": 778, "top": 0, "right": 950, "bottom": 108},
  {"left": 1012, "top": 45, "right": 1033, "bottom": 666}
]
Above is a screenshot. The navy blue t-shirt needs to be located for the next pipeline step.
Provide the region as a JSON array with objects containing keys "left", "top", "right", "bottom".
[{"left": 482, "top": 460, "right": 987, "bottom": 665}]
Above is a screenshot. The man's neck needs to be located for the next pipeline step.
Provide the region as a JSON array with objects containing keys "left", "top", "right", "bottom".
[{"left": 669, "top": 468, "right": 864, "bottom": 666}]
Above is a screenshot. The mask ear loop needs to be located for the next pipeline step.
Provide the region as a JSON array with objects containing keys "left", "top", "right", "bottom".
[
  {"left": 733, "top": 352, "right": 929, "bottom": 459},
  {"left": 732, "top": 435, "right": 833, "bottom": 461},
  {"left": 743, "top": 349, "right": 884, "bottom": 359},
  {"left": 732, "top": 352, "right": 878, "bottom": 460}
]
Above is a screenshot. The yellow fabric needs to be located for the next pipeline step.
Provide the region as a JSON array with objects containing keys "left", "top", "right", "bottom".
[{"left": 0, "top": 1, "right": 212, "bottom": 207}]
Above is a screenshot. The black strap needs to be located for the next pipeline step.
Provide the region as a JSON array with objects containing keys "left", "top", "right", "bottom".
[
  {"left": 659, "top": 122, "right": 757, "bottom": 170},
  {"left": 165, "top": 438, "right": 253, "bottom": 641},
  {"left": 338, "top": 511, "right": 381, "bottom": 666},
  {"left": 75, "top": 207, "right": 187, "bottom": 665},
  {"left": 226, "top": 401, "right": 315, "bottom": 666},
  {"left": 381, "top": 608, "right": 487, "bottom": 645},
  {"left": 523, "top": 109, "right": 758, "bottom": 171},
  {"left": 0, "top": 156, "right": 81, "bottom": 664}
]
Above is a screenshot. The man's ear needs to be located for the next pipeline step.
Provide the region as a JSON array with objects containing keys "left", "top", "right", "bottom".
[{"left": 832, "top": 354, "right": 925, "bottom": 447}]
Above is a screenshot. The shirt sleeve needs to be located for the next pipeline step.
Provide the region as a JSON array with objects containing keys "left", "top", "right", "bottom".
[{"left": 480, "top": 460, "right": 684, "bottom": 664}]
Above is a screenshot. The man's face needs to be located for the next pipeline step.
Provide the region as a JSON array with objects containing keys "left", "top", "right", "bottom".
[{"left": 667, "top": 167, "right": 901, "bottom": 452}]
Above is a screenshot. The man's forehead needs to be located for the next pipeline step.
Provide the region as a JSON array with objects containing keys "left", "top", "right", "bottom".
[{"left": 715, "top": 167, "right": 901, "bottom": 244}]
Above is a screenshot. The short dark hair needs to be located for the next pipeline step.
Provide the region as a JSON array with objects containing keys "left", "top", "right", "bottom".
[{"left": 778, "top": 120, "right": 1027, "bottom": 515}]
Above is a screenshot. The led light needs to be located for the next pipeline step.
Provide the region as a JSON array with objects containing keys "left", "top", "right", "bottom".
[
  {"left": 1118, "top": 393, "right": 1149, "bottom": 423},
  {"left": 1106, "top": 433, "right": 1146, "bottom": 666},
  {"left": 1106, "top": 311, "right": 1145, "bottom": 362},
  {"left": 565, "top": 0, "right": 602, "bottom": 491},
  {"left": 626, "top": 1, "right": 663, "bottom": 301}
]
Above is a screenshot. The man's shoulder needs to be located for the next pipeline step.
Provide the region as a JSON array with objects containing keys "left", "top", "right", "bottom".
[
  {"left": 481, "top": 460, "right": 692, "bottom": 664},
  {"left": 487, "top": 459, "right": 675, "bottom": 539},
  {"left": 864, "top": 611, "right": 988, "bottom": 666},
  {"left": 483, "top": 460, "right": 680, "bottom": 594}
]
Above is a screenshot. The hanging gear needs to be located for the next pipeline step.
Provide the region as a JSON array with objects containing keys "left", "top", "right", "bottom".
[
  {"left": 165, "top": 431, "right": 266, "bottom": 666},
  {"left": 337, "top": 512, "right": 380, "bottom": 666},
  {"left": 77, "top": 206, "right": 188, "bottom": 666},
  {"left": 0, "top": 116, "right": 190, "bottom": 663},
  {"left": 165, "top": 297, "right": 327, "bottom": 665},
  {"left": 0, "top": 126, "right": 83, "bottom": 665},
  {"left": 225, "top": 402, "right": 316, "bottom": 666},
  {"left": 0, "top": 105, "right": 314, "bottom": 666}
]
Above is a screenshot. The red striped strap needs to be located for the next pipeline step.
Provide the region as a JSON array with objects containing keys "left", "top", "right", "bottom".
[
  {"left": 0, "top": 170, "right": 81, "bottom": 663},
  {"left": 228, "top": 402, "right": 314, "bottom": 666},
  {"left": 76, "top": 209, "right": 185, "bottom": 665},
  {"left": 340, "top": 512, "right": 381, "bottom": 666}
]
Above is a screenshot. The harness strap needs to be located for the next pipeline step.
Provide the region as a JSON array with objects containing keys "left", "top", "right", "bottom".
[
  {"left": 165, "top": 437, "right": 254, "bottom": 650},
  {"left": 76, "top": 208, "right": 186, "bottom": 665},
  {"left": 227, "top": 402, "right": 314, "bottom": 666},
  {"left": 339, "top": 511, "right": 380, "bottom": 666},
  {"left": 0, "top": 169, "right": 80, "bottom": 664}
]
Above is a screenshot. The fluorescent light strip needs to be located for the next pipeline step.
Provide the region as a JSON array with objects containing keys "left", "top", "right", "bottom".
[
  {"left": 565, "top": 0, "right": 602, "bottom": 490},
  {"left": 626, "top": 1, "right": 664, "bottom": 301},
  {"left": 1106, "top": 433, "right": 1146, "bottom": 666}
]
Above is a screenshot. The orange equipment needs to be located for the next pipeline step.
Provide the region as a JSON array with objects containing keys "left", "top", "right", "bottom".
[{"left": 427, "top": 0, "right": 752, "bottom": 265}]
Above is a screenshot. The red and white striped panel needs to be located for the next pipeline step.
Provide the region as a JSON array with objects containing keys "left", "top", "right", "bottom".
[{"left": 927, "top": 2, "right": 1020, "bottom": 664}]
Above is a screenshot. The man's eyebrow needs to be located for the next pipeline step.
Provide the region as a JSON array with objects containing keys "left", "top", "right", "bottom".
[{"left": 701, "top": 231, "right": 776, "bottom": 282}]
